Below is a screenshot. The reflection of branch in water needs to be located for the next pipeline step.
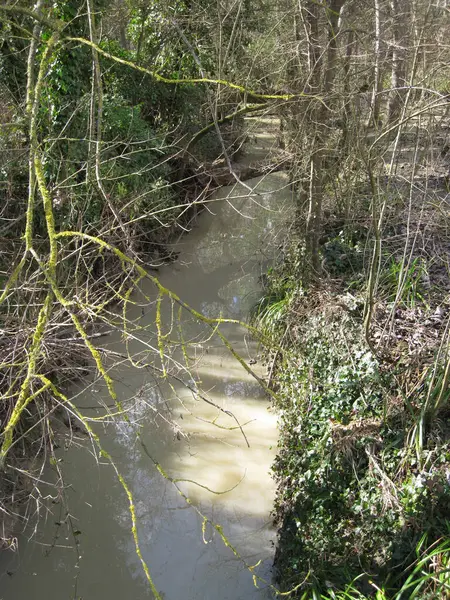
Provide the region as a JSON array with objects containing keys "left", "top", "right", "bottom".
[
  {"left": 140, "top": 439, "right": 309, "bottom": 596},
  {"left": 148, "top": 362, "right": 251, "bottom": 448},
  {"left": 142, "top": 440, "right": 246, "bottom": 495},
  {"left": 185, "top": 431, "right": 243, "bottom": 449},
  {"left": 167, "top": 380, "right": 256, "bottom": 445},
  {"left": 94, "top": 347, "right": 251, "bottom": 448}
]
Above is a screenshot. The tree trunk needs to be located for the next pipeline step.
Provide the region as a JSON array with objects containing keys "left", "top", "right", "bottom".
[
  {"left": 324, "top": 0, "right": 345, "bottom": 94},
  {"left": 388, "top": 0, "right": 409, "bottom": 123},
  {"left": 303, "top": 0, "right": 322, "bottom": 273},
  {"left": 305, "top": 0, "right": 345, "bottom": 274},
  {"left": 341, "top": 27, "right": 355, "bottom": 150},
  {"left": 371, "top": 0, "right": 383, "bottom": 127}
]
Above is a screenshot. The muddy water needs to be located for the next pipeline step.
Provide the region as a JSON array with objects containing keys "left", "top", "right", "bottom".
[{"left": 1, "top": 134, "right": 292, "bottom": 599}]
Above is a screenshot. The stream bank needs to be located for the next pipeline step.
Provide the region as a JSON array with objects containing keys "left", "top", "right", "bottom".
[{"left": 258, "top": 129, "right": 450, "bottom": 597}]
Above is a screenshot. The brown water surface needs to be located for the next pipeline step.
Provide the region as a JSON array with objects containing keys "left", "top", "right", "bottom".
[{"left": 1, "top": 122, "right": 292, "bottom": 600}]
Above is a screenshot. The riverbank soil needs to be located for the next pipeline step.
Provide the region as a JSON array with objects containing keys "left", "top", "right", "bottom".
[{"left": 265, "top": 115, "right": 450, "bottom": 598}]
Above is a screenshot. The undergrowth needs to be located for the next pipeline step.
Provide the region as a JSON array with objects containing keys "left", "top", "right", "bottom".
[{"left": 257, "top": 236, "right": 450, "bottom": 599}]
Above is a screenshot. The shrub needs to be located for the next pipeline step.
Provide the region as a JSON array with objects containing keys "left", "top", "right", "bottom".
[{"left": 272, "top": 307, "right": 450, "bottom": 597}]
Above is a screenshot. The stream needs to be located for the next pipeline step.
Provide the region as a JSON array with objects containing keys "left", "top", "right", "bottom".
[{"left": 0, "top": 119, "right": 292, "bottom": 600}]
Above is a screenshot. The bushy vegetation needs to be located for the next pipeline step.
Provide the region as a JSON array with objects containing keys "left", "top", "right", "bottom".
[
  {"left": 257, "top": 213, "right": 450, "bottom": 598},
  {"left": 273, "top": 310, "right": 449, "bottom": 592}
]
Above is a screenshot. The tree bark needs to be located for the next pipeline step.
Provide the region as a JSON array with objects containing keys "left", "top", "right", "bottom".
[
  {"left": 304, "top": 0, "right": 345, "bottom": 274},
  {"left": 371, "top": 0, "right": 383, "bottom": 127},
  {"left": 324, "top": 0, "right": 345, "bottom": 95},
  {"left": 388, "top": 0, "right": 409, "bottom": 123}
]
